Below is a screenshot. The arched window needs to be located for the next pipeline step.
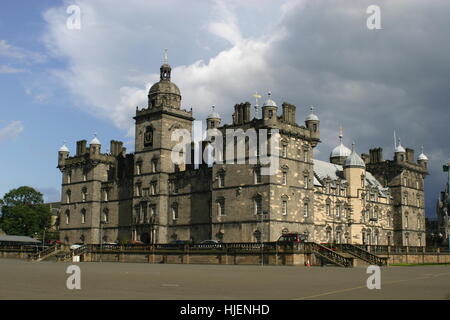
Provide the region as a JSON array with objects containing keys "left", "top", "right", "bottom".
[
  {"left": 254, "top": 167, "right": 262, "bottom": 184},
  {"left": 217, "top": 198, "right": 225, "bottom": 216},
  {"left": 171, "top": 203, "right": 179, "bottom": 220},
  {"left": 65, "top": 210, "right": 70, "bottom": 225},
  {"left": 81, "top": 187, "right": 87, "bottom": 202},
  {"left": 217, "top": 171, "right": 225, "bottom": 188},
  {"left": 303, "top": 200, "right": 309, "bottom": 217},
  {"left": 254, "top": 195, "right": 262, "bottom": 215},
  {"left": 103, "top": 208, "right": 109, "bottom": 223},
  {"left": 281, "top": 199, "right": 288, "bottom": 216},
  {"left": 151, "top": 158, "right": 158, "bottom": 172},
  {"left": 81, "top": 209, "right": 86, "bottom": 224},
  {"left": 326, "top": 199, "right": 332, "bottom": 217}
]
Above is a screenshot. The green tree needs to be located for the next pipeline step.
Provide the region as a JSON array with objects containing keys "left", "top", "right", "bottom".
[{"left": 0, "top": 186, "right": 51, "bottom": 236}]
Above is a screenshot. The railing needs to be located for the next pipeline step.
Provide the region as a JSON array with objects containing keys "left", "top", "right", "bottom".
[
  {"left": 59, "top": 245, "right": 88, "bottom": 261},
  {"left": 29, "top": 244, "right": 60, "bottom": 261},
  {"left": 308, "top": 242, "right": 353, "bottom": 268},
  {"left": 339, "top": 244, "right": 388, "bottom": 266}
]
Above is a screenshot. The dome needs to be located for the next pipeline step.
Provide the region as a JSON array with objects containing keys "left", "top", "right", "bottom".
[
  {"left": 395, "top": 144, "right": 405, "bottom": 153},
  {"left": 59, "top": 143, "right": 69, "bottom": 152},
  {"left": 207, "top": 111, "right": 221, "bottom": 119},
  {"left": 263, "top": 92, "right": 277, "bottom": 107},
  {"left": 306, "top": 107, "right": 319, "bottom": 121},
  {"left": 90, "top": 135, "right": 101, "bottom": 145},
  {"left": 330, "top": 143, "right": 352, "bottom": 158},
  {"left": 418, "top": 146, "right": 428, "bottom": 161},
  {"left": 344, "top": 146, "right": 366, "bottom": 168},
  {"left": 418, "top": 153, "right": 428, "bottom": 161},
  {"left": 149, "top": 80, "right": 180, "bottom": 96}
]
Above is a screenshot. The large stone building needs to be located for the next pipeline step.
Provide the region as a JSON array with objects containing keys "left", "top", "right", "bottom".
[
  {"left": 436, "top": 160, "right": 450, "bottom": 245},
  {"left": 57, "top": 56, "right": 428, "bottom": 246}
]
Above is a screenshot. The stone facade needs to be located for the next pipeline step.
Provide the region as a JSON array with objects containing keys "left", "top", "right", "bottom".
[{"left": 57, "top": 58, "right": 428, "bottom": 246}]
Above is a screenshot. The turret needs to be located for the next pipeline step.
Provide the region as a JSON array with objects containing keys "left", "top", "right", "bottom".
[
  {"left": 262, "top": 92, "right": 278, "bottom": 125},
  {"left": 417, "top": 146, "right": 429, "bottom": 169},
  {"left": 305, "top": 106, "right": 320, "bottom": 147},
  {"left": 343, "top": 143, "right": 366, "bottom": 197},
  {"left": 394, "top": 138, "right": 406, "bottom": 163},
  {"left": 206, "top": 106, "right": 221, "bottom": 129},
  {"left": 330, "top": 126, "right": 351, "bottom": 165},
  {"left": 58, "top": 142, "right": 70, "bottom": 167},
  {"left": 89, "top": 134, "right": 101, "bottom": 155}
]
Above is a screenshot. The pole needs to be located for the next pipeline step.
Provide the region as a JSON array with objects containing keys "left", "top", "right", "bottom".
[
  {"left": 100, "top": 221, "right": 103, "bottom": 263},
  {"left": 42, "top": 229, "right": 45, "bottom": 250},
  {"left": 261, "top": 213, "right": 264, "bottom": 267}
]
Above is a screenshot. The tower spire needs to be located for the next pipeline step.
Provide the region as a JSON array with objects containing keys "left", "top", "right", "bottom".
[
  {"left": 163, "top": 48, "right": 168, "bottom": 65},
  {"left": 339, "top": 125, "right": 343, "bottom": 143}
]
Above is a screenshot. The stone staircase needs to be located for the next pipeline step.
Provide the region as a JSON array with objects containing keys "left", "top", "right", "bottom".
[
  {"left": 309, "top": 242, "right": 353, "bottom": 267},
  {"left": 56, "top": 245, "right": 88, "bottom": 262},
  {"left": 339, "top": 244, "right": 388, "bottom": 266},
  {"left": 29, "top": 244, "right": 62, "bottom": 262}
]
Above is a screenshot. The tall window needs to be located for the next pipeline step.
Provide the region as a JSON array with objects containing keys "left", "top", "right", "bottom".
[
  {"left": 303, "top": 201, "right": 309, "bottom": 217},
  {"left": 81, "top": 187, "right": 87, "bottom": 202},
  {"left": 151, "top": 182, "right": 157, "bottom": 195},
  {"left": 83, "top": 172, "right": 87, "bottom": 182},
  {"left": 282, "top": 200, "right": 287, "bottom": 216},
  {"left": 136, "top": 184, "right": 142, "bottom": 197},
  {"left": 136, "top": 162, "right": 142, "bottom": 175},
  {"left": 151, "top": 159, "right": 158, "bottom": 172},
  {"left": 417, "top": 216, "right": 421, "bottom": 229},
  {"left": 217, "top": 199, "right": 225, "bottom": 216},
  {"left": 404, "top": 213, "right": 409, "bottom": 228},
  {"left": 172, "top": 204, "right": 179, "bottom": 220},
  {"left": 150, "top": 205, "right": 156, "bottom": 216},
  {"left": 103, "top": 189, "right": 109, "bottom": 201},
  {"left": 282, "top": 144, "right": 287, "bottom": 157},
  {"left": 361, "top": 176, "right": 365, "bottom": 188},
  {"left": 304, "top": 175, "right": 309, "bottom": 189},
  {"left": 282, "top": 172, "right": 287, "bottom": 185},
  {"left": 66, "top": 190, "right": 71, "bottom": 204},
  {"left": 65, "top": 210, "right": 70, "bottom": 224},
  {"left": 254, "top": 196, "right": 262, "bottom": 215},
  {"left": 67, "top": 171, "right": 72, "bottom": 184},
  {"left": 336, "top": 204, "right": 341, "bottom": 218},
  {"left": 81, "top": 209, "right": 86, "bottom": 224},
  {"left": 303, "top": 150, "right": 308, "bottom": 162},
  {"left": 103, "top": 209, "right": 109, "bottom": 223},
  {"left": 326, "top": 202, "right": 331, "bottom": 217},
  {"left": 218, "top": 173, "right": 225, "bottom": 188},
  {"left": 254, "top": 168, "right": 262, "bottom": 184}
]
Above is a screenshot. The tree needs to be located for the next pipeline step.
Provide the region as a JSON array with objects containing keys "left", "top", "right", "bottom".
[{"left": 0, "top": 187, "right": 51, "bottom": 236}]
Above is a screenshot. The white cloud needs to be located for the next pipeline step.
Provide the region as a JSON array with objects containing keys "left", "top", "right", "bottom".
[
  {"left": 0, "top": 65, "right": 26, "bottom": 74},
  {"left": 0, "top": 39, "right": 46, "bottom": 63},
  {"left": 0, "top": 121, "right": 24, "bottom": 142}
]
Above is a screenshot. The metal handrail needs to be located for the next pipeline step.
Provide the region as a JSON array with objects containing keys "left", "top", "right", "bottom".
[
  {"left": 340, "top": 244, "right": 388, "bottom": 266},
  {"left": 309, "top": 242, "right": 353, "bottom": 267}
]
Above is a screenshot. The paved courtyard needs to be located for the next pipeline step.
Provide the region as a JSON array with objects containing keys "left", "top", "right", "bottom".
[{"left": 0, "top": 259, "right": 449, "bottom": 300}]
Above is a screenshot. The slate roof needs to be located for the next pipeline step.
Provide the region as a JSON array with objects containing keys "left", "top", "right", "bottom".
[{"left": 0, "top": 235, "right": 40, "bottom": 243}]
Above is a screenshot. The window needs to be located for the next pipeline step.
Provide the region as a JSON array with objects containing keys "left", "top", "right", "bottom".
[
  {"left": 172, "top": 204, "right": 179, "bottom": 220},
  {"left": 217, "top": 199, "right": 225, "bottom": 216},
  {"left": 282, "top": 172, "right": 287, "bottom": 185},
  {"left": 361, "top": 176, "right": 365, "bottom": 188},
  {"left": 151, "top": 182, "right": 157, "bottom": 195},
  {"left": 103, "top": 209, "right": 109, "bottom": 223},
  {"left": 282, "top": 200, "right": 287, "bottom": 216},
  {"left": 136, "top": 184, "right": 142, "bottom": 197},
  {"left": 303, "top": 150, "right": 308, "bottom": 162},
  {"left": 304, "top": 175, "right": 309, "bottom": 189},
  {"left": 81, "top": 209, "right": 86, "bottom": 224},
  {"left": 83, "top": 172, "right": 87, "bottom": 182},
  {"left": 142, "top": 188, "right": 149, "bottom": 197},
  {"left": 65, "top": 210, "right": 70, "bottom": 224},
  {"left": 282, "top": 144, "right": 288, "bottom": 157},
  {"left": 218, "top": 173, "right": 225, "bottom": 188},
  {"left": 103, "top": 189, "right": 109, "bottom": 201},
  {"left": 268, "top": 110, "right": 273, "bottom": 118},
  {"left": 417, "top": 216, "right": 421, "bottom": 229},
  {"left": 303, "top": 202, "right": 309, "bottom": 217},
  {"left": 254, "top": 197, "right": 262, "bottom": 215},
  {"left": 404, "top": 213, "right": 409, "bottom": 228},
  {"left": 416, "top": 195, "right": 420, "bottom": 207},
  {"left": 336, "top": 204, "right": 341, "bottom": 218},
  {"left": 151, "top": 159, "right": 158, "bottom": 172},
  {"left": 254, "top": 168, "right": 262, "bottom": 184},
  {"left": 81, "top": 187, "right": 87, "bottom": 202},
  {"left": 404, "top": 194, "right": 408, "bottom": 206},
  {"left": 136, "top": 162, "right": 142, "bottom": 175},
  {"left": 67, "top": 171, "right": 72, "bottom": 184},
  {"left": 150, "top": 205, "right": 156, "bottom": 216},
  {"left": 326, "top": 202, "right": 331, "bottom": 217},
  {"left": 66, "top": 190, "right": 71, "bottom": 204}
]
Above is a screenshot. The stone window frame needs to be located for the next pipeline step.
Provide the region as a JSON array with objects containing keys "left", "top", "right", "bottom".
[
  {"left": 150, "top": 180, "right": 158, "bottom": 195},
  {"left": 67, "top": 170, "right": 72, "bottom": 184},
  {"left": 65, "top": 209, "right": 70, "bottom": 225},
  {"left": 216, "top": 197, "right": 225, "bottom": 216},
  {"left": 253, "top": 166, "right": 262, "bottom": 184},
  {"left": 303, "top": 198, "right": 310, "bottom": 218},
  {"left": 326, "top": 198, "right": 332, "bottom": 217},
  {"left": 81, "top": 187, "right": 87, "bottom": 202},
  {"left": 103, "top": 208, "right": 109, "bottom": 223},
  {"left": 66, "top": 190, "right": 71, "bottom": 204},
  {"left": 281, "top": 140, "right": 288, "bottom": 158},
  {"left": 253, "top": 194, "right": 263, "bottom": 215},
  {"left": 281, "top": 195, "right": 289, "bottom": 216},
  {"left": 171, "top": 202, "right": 179, "bottom": 220},
  {"left": 217, "top": 169, "right": 226, "bottom": 188},
  {"left": 281, "top": 165, "right": 289, "bottom": 185},
  {"left": 303, "top": 169, "right": 309, "bottom": 189},
  {"left": 80, "top": 208, "right": 86, "bottom": 224}
]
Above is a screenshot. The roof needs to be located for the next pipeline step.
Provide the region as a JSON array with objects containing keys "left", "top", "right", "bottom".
[
  {"left": 418, "top": 152, "right": 428, "bottom": 161},
  {"left": 312, "top": 158, "right": 388, "bottom": 196},
  {"left": 59, "top": 143, "right": 69, "bottom": 152},
  {"left": 0, "top": 235, "right": 40, "bottom": 243},
  {"left": 90, "top": 136, "right": 101, "bottom": 145},
  {"left": 330, "top": 142, "right": 351, "bottom": 158},
  {"left": 344, "top": 150, "right": 366, "bottom": 168}
]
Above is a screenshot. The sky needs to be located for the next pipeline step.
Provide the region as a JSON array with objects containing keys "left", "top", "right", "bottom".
[{"left": 0, "top": 0, "right": 449, "bottom": 218}]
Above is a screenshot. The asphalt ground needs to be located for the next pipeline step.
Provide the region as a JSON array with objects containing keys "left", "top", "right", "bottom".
[{"left": 0, "top": 259, "right": 449, "bottom": 300}]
